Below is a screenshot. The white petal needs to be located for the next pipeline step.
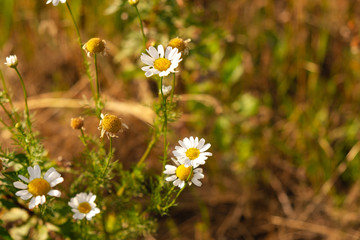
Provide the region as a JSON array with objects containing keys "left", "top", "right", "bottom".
[
  {"left": 145, "top": 70, "right": 153, "bottom": 77},
  {"left": 44, "top": 167, "right": 56, "bottom": 180},
  {"left": 52, "top": 0, "right": 60, "bottom": 6},
  {"left": 46, "top": 0, "right": 52, "bottom": 4},
  {"left": 48, "top": 189, "right": 61, "bottom": 197},
  {"left": 190, "top": 136, "right": 195, "bottom": 146},
  {"left": 69, "top": 201, "right": 78, "bottom": 209},
  {"left": 60, "top": 0, "right": 66, "bottom": 3},
  {"left": 141, "top": 66, "right": 152, "bottom": 71},
  {"left": 178, "top": 181, "right": 185, "bottom": 189},
  {"left": 157, "top": 45, "right": 164, "bottom": 58},
  {"left": 197, "top": 138, "right": 205, "bottom": 149},
  {"left": 147, "top": 46, "right": 159, "bottom": 60},
  {"left": 40, "top": 195, "right": 46, "bottom": 204},
  {"left": 29, "top": 197, "right": 36, "bottom": 209},
  {"left": 20, "top": 192, "right": 33, "bottom": 200},
  {"left": 45, "top": 171, "right": 61, "bottom": 183},
  {"left": 16, "top": 190, "right": 30, "bottom": 197},
  {"left": 165, "top": 46, "right": 171, "bottom": 59},
  {"left": 35, "top": 196, "right": 41, "bottom": 206},
  {"left": 18, "top": 175, "right": 29, "bottom": 183},
  {"left": 13, "top": 181, "right": 28, "bottom": 189},
  {"left": 50, "top": 177, "right": 64, "bottom": 187},
  {"left": 200, "top": 143, "right": 211, "bottom": 152},
  {"left": 89, "top": 194, "right": 96, "bottom": 203},
  {"left": 183, "top": 138, "right": 191, "bottom": 148},
  {"left": 27, "top": 166, "right": 35, "bottom": 180},
  {"left": 165, "top": 175, "right": 177, "bottom": 182},
  {"left": 141, "top": 54, "right": 155, "bottom": 66},
  {"left": 192, "top": 178, "right": 202, "bottom": 187},
  {"left": 33, "top": 165, "right": 41, "bottom": 179}
]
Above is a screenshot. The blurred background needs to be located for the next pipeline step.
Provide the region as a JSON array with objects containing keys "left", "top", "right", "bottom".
[{"left": 2, "top": 0, "right": 360, "bottom": 239}]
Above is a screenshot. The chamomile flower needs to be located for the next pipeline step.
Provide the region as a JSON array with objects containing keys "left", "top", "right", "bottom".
[
  {"left": 4, "top": 55, "right": 18, "bottom": 68},
  {"left": 70, "top": 116, "right": 84, "bottom": 130},
  {"left": 164, "top": 158, "right": 204, "bottom": 189},
  {"left": 46, "top": 0, "right": 66, "bottom": 6},
  {"left": 141, "top": 45, "right": 182, "bottom": 77},
  {"left": 168, "top": 37, "right": 191, "bottom": 55},
  {"left": 98, "top": 113, "right": 128, "bottom": 138},
  {"left": 173, "top": 136, "right": 212, "bottom": 168},
  {"left": 13, "top": 164, "right": 63, "bottom": 209},
  {"left": 68, "top": 192, "right": 100, "bottom": 220},
  {"left": 83, "top": 38, "right": 107, "bottom": 58}
]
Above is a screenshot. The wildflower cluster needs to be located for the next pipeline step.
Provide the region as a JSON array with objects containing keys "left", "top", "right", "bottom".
[{"left": 0, "top": 0, "right": 209, "bottom": 239}]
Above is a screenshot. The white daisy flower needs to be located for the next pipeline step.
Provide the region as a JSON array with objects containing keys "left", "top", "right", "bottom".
[
  {"left": 46, "top": 0, "right": 66, "bottom": 6},
  {"left": 159, "top": 85, "right": 172, "bottom": 97},
  {"left": 4, "top": 55, "right": 18, "bottom": 68},
  {"left": 173, "top": 136, "right": 212, "bottom": 168},
  {"left": 13, "top": 164, "right": 63, "bottom": 209},
  {"left": 141, "top": 45, "right": 182, "bottom": 77},
  {"left": 164, "top": 158, "right": 204, "bottom": 189},
  {"left": 98, "top": 113, "right": 128, "bottom": 138},
  {"left": 68, "top": 192, "right": 100, "bottom": 220}
]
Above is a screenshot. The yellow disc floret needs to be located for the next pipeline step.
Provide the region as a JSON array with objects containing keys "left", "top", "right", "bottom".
[
  {"left": 83, "top": 38, "right": 106, "bottom": 56},
  {"left": 168, "top": 37, "right": 186, "bottom": 52},
  {"left": 28, "top": 178, "right": 51, "bottom": 196},
  {"left": 175, "top": 164, "right": 193, "bottom": 181},
  {"left": 78, "top": 202, "right": 92, "bottom": 214},
  {"left": 101, "top": 114, "right": 122, "bottom": 134},
  {"left": 185, "top": 148, "right": 200, "bottom": 160},
  {"left": 154, "top": 58, "right": 171, "bottom": 71},
  {"left": 70, "top": 117, "right": 84, "bottom": 130}
]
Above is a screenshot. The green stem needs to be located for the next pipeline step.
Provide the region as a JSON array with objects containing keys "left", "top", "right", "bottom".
[
  {"left": 136, "top": 132, "right": 157, "bottom": 167},
  {"left": 65, "top": 2, "right": 95, "bottom": 98},
  {"left": 170, "top": 73, "right": 176, "bottom": 103},
  {"left": 94, "top": 54, "right": 100, "bottom": 101},
  {"left": 0, "top": 69, "right": 15, "bottom": 113},
  {"left": 134, "top": 5, "right": 147, "bottom": 49},
  {"left": 14, "top": 67, "right": 32, "bottom": 131},
  {"left": 160, "top": 77, "right": 168, "bottom": 171},
  {"left": 102, "top": 137, "right": 113, "bottom": 178}
]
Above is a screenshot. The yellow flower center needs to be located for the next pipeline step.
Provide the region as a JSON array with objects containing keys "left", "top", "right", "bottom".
[
  {"left": 154, "top": 58, "right": 171, "bottom": 71},
  {"left": 175, "top": 164, "right": 193, "bottom": 181},
  {"left": 28, "top": 178, "right": 51, "bottom": 196},
  {"left": 78, "top": 202, "right": 92, "bottom": 214},
  {"left": 70, "top": 117, "right": 84, "bottom": 130},
  {"left": 185, "top": 148, "right": 200, "bottom": 160},
  {"left": 84, "top": 38, "right": 106, "bottom": 54},
  {"left": 101, "top": 114, "right": 122, "bottom": 134},
  {"left": 168, "top": 38, "right": 186, "bottom": 52}
]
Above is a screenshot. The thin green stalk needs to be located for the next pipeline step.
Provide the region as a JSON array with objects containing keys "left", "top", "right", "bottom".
[
  {"left": 102, "top": 137, "right": 113, "bottom": 178},
  {"left": 65, "top": 2, "right": 95, "bottom": 98},
  {"left": 136, "top": 132, "right": 157, "bottom": 167},
  {"left": 14, "top": 67, "right": 32, "bottom": 131},
  {"left": 134, "top": 5, "right": 147, "bottom": 48},
  {"left": 0, "top": 102, "right": 14, "bottom": 123},
  {"left": 94, "top": 54, "right": 100, "bottom": 101},
  {"left": 170, "top": 73, "right": 176, "bottom": 103},
  {"left": 160, "top": 77, "right": 168, "bottom": 171}
]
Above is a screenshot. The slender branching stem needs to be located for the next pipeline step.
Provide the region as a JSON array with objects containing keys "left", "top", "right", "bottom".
[
  {"left": 14, "top": 67, "right": 32, "bottom": 131},
  {"left": 94, "top": 54, "right": 100, "bottom": 102},
  {"left": 134, "top": 5, "right": 147, "bottom": 49},
  {"left": 102, "top": 137, "right": 113, "bottom": 179},
  {"left": 137, "top": 132, "right": 157, "bottom": 167},
  {"left": 170, "top": 73, "right": 176, "bottom": 103},
  {"left": 65, "top": 2, "right": 95, "bottom": 98}
]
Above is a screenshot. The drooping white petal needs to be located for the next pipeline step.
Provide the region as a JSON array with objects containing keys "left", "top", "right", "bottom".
[
  {"left": 20, "top": 192, "right": 33, "bottom": 200},
  {"left": 165, "top": 175, "right": 177, "bottom": 182},
  {"left": 44, "top": 167, "right": 56, "bottom": 180},
  {"left": 74, "top": 212, "right": 85, "bottom": 220},
  {"left": 29, "top": 197, "right": 36, "bottom": 209},
  {"left": 40, "top": 195, "right": 46, "bottom": 204},
  {"left": 147, "top": 46, "right": 159, "bottom": 60},
  {"left": 16, "top": 190, "right": 30, "bottom": 197},
  {"left": 192, "top": 178, "right": 202, "bottom": 187},
  {"left": 34, "top": 196, "right": 42, "bottom": 206}
]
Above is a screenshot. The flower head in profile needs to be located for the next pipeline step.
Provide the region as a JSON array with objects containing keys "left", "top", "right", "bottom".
[
  {"left": 4, "top": 55, "right": 18, "bottom": 68},
  {"left": 141, "top": 45, "right": 182, "bottom": 77},
  {"left": 168, "top": 37, "right": 191, "bottom": 55},
  {"left": 13, "top": 164, "right": 63, "bottom": 209},
  {"left": 69, "top": 192, "right": 100, "bottom": 220},
  {"left": 128, "top": 0, "right": 139, "bottom": 6},
  {"left": 70, "top": 116, "right": 84, "bottom": 130},
  {"left": 98, "top": 113, "right": 128, "bottom": 138},
  {"left": 164, "top": 158, "right": 204, "bottom": 189},
  {"left": 83, "top": 38, "right": 107, "bottom": 58},
  {"left": 173, "top": 136, "right": 212, "bottom": 168},
  {"left": 46, "top": 0, "right": 66, "bottom": 6}
]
